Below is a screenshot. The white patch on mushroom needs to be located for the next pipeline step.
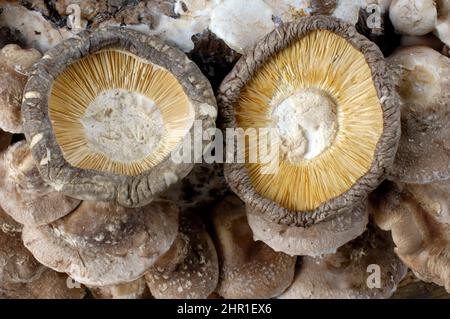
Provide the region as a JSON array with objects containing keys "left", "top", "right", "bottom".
[
  {"left": 24, "top": 92, "right": 41, "bottom": 99},
  {"left": 271, "top": 88, "right": 338, "bottom": 162},
  {"left": 198, "top": 103, "right": 217, "bottom": 118},
  {"left": 81, "top": 88, "right": 165, "bottom": 163},
  {"left": 29, "top": 133, "right": 43, "bottom": 149},
  {"left": 164, "top": 172, "right": 179, "bottom": 186},
  {"left": 0, "top": 3, "right": 76, "bottom": 53}
]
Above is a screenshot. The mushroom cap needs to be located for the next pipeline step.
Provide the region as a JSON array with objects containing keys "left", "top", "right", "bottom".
[
  {"left": 1, "top": 268, "right": 86, "bottom": 299},
  {"left": 212, "top": 196, "right": 296, "bottom": 299},
  {"left": 0, "top": 141, "right": 81, "bottom": 226},
  {"left": 0, "top": 44, "right": 41, "bottom": 133},
  {"left": 0, "top": 204, "right": 22, "bottom": 234},
  {"left": 22, "top": 199, "right": 179, "bottom": 286},
  {"left": 278, "top": 224, "right": 407, "bottom": 299},
  {"left": 0, "top": 208, "right": 85, "bottom": 298},
  {"left": 389, "top": 0, "right": 437, "bottom": 36},
  {"left": 387, "top": 46, "right": 450, "bottom": 183},
  {"left": 0, "top": 228, "right": 42, "bottom": 285},
  {"left": 146, "top": 213, "right": 219, "bottom": 299},
  {"left": 246, "top": 200, "right": 369, "bottom": 257},
  {"left": 370, "top": 180, "right": 450, "bottom": 292},
  {"left": 22, "top": 27, "right": 217, "bottom": 207},
  {"left": 434, "top": 0, "right": 450, "bottom": 47},
  {"left": 218, "top": 16, "right": 400, "bottom": 227},
  {"left": 88, "top": 277, "right": 150, "bottom": 299}
]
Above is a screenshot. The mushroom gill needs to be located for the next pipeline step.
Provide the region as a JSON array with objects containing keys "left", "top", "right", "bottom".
[
  {"left": 236, "top": 29, "right": 384, "bottom": 212},
  {"left": 49, "top": 49, "right": 194, "bottom": 176}
]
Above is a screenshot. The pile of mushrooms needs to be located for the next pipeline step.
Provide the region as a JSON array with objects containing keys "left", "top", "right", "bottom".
[{"left": 0, "top": 0, "right": 449, "bottom": 299}]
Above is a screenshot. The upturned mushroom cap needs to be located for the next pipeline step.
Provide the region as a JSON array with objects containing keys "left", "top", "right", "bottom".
[
  {"left": 22, "top": 199, "right": 179, "bottom": 286},
  {"left": 88, "top": 277, "right": 150, "bottom": 299},
  {"left": 0, "top": 44, "right": 41, "bottom": 133},
  {"left": 387, "top": 46, "right": 450, "bottom": 183},
  {"left": 218, "top": 16, "right": 400, "bottom": 229},
  {"left": 246, "top": 200, "right": 369, "bottom": 257},
  {"left": 212, "top": 196, "right": 296, "bottom": 299},
  {"left": 278, "top": 225, "right": 407, "bottom": 299},
  {"left": 0, "top": 141, "right": 81, "bottom": 226},
  {"left": 370, "top": 180, "right": 450, "bottom": 292},
  {"left": 22, "top": 27, "right": 216, "bottom": 207},
  {"left": 389, "top": 0, "right": 437, "bottom": 36},
  {"left": 145, "top": 213, "right": 219, "bottom": 299}
]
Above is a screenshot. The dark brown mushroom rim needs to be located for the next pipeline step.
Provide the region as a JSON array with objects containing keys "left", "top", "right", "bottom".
[
  {"left": 22, "top": 27, "right": 217, "bottom": 207},
  {"left": 218, "top": 16, "right": 400, "bottom": 227}
]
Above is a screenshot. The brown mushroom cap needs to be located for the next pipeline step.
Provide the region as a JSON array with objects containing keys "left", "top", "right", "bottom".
[
  {"left": 88, "top": 277, "right": 150, "bottom": 299},
  {"left": 387, "top": 46, "right": 450, "bottom": 183},
  {"left": 0, "top": 44, "right": 41, "bottom": 133},
  {"left": 0, "top": 227, "right": 42, "bottom": 285},
  {"left": 370, "top": 180, "right": 450, "bottom": 292},
  {"left": 218, "top": 15, "right": 400, "bottom": 228},
  {"left": 0, "top": 141, "right": 81, "bottom": 226},
  {"left": 246, "top": 200, "right": 369, "bottom": 257},
  {"left": 22, "top": 199, "right": 179, "bottom": 286},
  {"left": 1, "top": 268, "right": 86, "bottom": 299},
  {"left": 279, "top": 224, "right": 407, "bottom": 299},
  {"left": 0, "top": 216, "right": 85, "bottom": 298},
  {"left": 0, "top": 204, "right": 22, "bottom": 234},
  {"left": 22, "top": 27, "right": 216, "bottom": 207},
  {"left": 212, "top": 196, "right": 296, "bottom": 299},
  {"left": 145, "top": 213, "right": 219, "bottom": 299}
]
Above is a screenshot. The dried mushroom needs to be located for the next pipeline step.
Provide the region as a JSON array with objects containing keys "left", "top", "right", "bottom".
[
  {"left": 246, "top": 201, "right": 369, "bottom": 257},
  {"left": 146, "top": 213, "right": 219, "bottom": 299},
  {"left": 0, "top": 217, "right": 84, "bottom": 299},
  {"left": 0, "top": 141, "right": 81, "bottom": 226},
  {"left": 22, "top": 199, "right": 179, "bottom": 286},
  {"left": 212, "top": 196, "right": 296, "bottom": 299},
  {"left": 389, "top": 0, "right": 437, "bottom": 36},
  {"left": 279, "top": 224, "right": 407, "bottom": 299},
  {"left": 370, "top": 180, "right": 450, "bottom": 292},
  {"left": 0, "top": 44, "right": 41, "bottom": 133},
  {"left": 22, "top": 27, "right": 216, "bottom": 207},
  {"left": 387, "top": 46, "right": 450, "bottom": 183},
  {"left": 218, "top": 16, "right": 400, "bottom": 255},
  {"left": 88, "top": 277, "right": 150, "bottom": 299}
]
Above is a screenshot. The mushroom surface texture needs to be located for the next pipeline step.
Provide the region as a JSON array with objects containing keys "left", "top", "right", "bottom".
[
  {"left": 88, "top": 277, "right": 150, "bottom": 299},
  {"left": 0, "top": 219, "right": 85, "bottom": 298},
  {"left": 387, "top": 46, "right": 450, "bottom": 183},
  {"left": 246, "top": 200, "right": 369, "bottom": 256},
  {"left": 0, "top": 44, "right": 41, "bottom": 133},
  {"left": 0, "top": 205, "right": 22, "bottom": 234},
  {"left": 370, "top": 180, "right": 450, "bottom": 292},
  {"left": 22, "top": 199, "right": 179, "bottom": 286},
  {"left": 278, "top": 224, "right": 408, "bottom": 299},
  {"left": 145, "top": 213, "right": 219, "bottom": 299},
  {"left": 389, "top": 0, "right": 437, "bottom": 36},
  {"left": 21, "top": 27, "right": 217, "bottom": 207},
  {"left": 0, "top": 141, "right": 81, "bottom": 226},
  {"left": 435, "top": 0, "right": 450, "bottom": 47},
  {"left": 218, "top": 16, "right": 400, "bottom": 230},
  {"left": 212, "top": 196, "right": 296, "bottom": 299}
]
